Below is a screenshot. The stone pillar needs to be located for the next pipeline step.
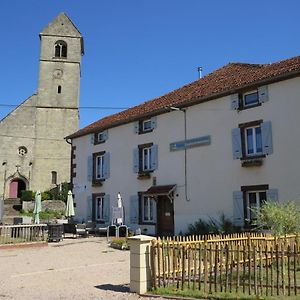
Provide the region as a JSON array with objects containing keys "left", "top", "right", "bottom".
[{"left": 128, "top": 235, "right": 155, "bottom": 294}]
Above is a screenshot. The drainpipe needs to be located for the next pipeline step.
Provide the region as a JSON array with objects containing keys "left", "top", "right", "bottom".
[{"left": 169, "top": 107, "right": 190, "bottom": 202}]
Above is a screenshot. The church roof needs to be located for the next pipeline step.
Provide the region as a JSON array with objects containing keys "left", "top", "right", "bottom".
[
  {"left": 40, "top": 12, "right": 84, "bottom": 54},
  {"left": 67, "top": 55, "right": 300, "bottom": 139}
]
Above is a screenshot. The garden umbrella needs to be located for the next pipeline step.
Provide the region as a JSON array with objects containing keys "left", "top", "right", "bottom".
[
  {"left": 65, "top": 190, "right": 75, "bottom": 221},
  {"left": 117, "top": 192, "right": 123, "bottom": 225},
  {"left": 33, "top": 191, "right": 42, "bottom": 224}
]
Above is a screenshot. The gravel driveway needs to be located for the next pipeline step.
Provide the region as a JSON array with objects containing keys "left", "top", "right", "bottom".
[{"left": 0, "top": 237, "right": 164, "bottom": 300}]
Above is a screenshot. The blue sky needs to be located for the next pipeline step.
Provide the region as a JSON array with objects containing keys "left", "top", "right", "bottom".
[{"left": 0, "top": 0, "right": 299, "bottom": 128}]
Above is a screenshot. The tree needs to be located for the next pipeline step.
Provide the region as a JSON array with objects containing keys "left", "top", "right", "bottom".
[{"left": 253, "top": 201, "right": 300, "bottom": 236}]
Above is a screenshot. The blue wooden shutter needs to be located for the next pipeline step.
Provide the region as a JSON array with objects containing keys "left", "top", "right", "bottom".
[
  {"left": 87, "top": 156, "right": 93, "bottom": 181},
  {"left": 90, "top": 133, "right": 95, "bottom": 145},
  {"left": 258, "top": 85, "right": 269, "bottom": 103},
  {"left": 102, "top": 130, "right": 109, "bottom": 141},
  {"left": 150, "top": 145, "right": 158, "bottom": 170},
  {"left": 87, "top": 195, "right": 93, "bottom": 221},
  {"left": 134, "top": 122, "right": 139, "bottom": 134},
  {"left": 152, "top": 199, "right": 157, "bottom": 223},
  {"left": 133, "top": 148, "right": 139, "bottom": 173},
  {"left": 261, "top": 121, "right": 273, "bottom": 155},
  {"left": 150, "top": 116, "right": 157, "bottom": 129},
  {"left": 130, "top": 195, "right": 139, "bottom": 224},
  {"left": 233, "top": 191, "right": 244, "bottom": 226},
  {"left": 231, "top": 128, "right": 242, "bottom": 159},
  {"left": 266, "top": 189, "right": 278, "bottom": 202},
  {"left": 103, "top": 152, "right": 110, "bottom": 179},
  {"left": 230, "top": 94, "right": 240, "bottom": 110},
  {"left": 103, "top": 194, "right": 110, "bottom": 223}
]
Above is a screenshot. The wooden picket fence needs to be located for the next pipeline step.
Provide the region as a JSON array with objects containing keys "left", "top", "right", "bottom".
[
  {"left": 0, "top": 224, "right": 47, "bottom": 245},
  {"left": 151, "top": 233, "right": 300, "bottom": 297}
]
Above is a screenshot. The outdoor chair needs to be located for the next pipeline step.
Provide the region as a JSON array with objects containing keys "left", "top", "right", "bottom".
[
  {"left": 63, "top": 223, "right": 88, "bottom": 238},
  {"left": 86, "top": 221, "right": 96, "bottom": 235}
]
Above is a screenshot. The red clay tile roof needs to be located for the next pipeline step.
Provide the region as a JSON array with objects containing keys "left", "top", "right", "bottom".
[{"left": 67, "top": 55, "right": 300, "bottom": 139}]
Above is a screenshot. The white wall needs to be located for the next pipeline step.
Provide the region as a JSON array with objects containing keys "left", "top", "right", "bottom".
[{"left": 72, "top": 76, "right": 300, "bottom": 234}]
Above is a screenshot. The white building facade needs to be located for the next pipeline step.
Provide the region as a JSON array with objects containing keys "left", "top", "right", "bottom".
[{"left": 67, "top": 56, "right": 300, "bottom": 235}]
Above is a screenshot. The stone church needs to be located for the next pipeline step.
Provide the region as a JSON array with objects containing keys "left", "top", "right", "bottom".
[{"left": 0, "top": 13, "right": 83, "bottom": 201}]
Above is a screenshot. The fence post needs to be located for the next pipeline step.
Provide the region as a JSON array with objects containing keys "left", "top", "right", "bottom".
[{"left": 128, "top": 235, "right": 156, "bottom": 294}]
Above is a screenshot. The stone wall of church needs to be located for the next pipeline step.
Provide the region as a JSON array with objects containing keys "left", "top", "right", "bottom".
[{"left": 0, "top": 95, "right": 37, "bottom": 198}]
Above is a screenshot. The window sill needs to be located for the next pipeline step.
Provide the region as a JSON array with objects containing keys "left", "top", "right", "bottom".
[
  {"left": 241, "top": 156, "right": 264, "bottom": 167},
  {"left": 238, "top": 103, "right": 262, "bottom": 111},
  {"left": 137, "top": 172, "right": 152, "bottom": 180},
  {"left": 138, "top": 129, "right": 154, "bottom": 135},
  {"left": 92, "top": 180, "right": 104, "bottom": 186},
  {"left": 94, "top": 140, "right": 106, "bottom": 145}
]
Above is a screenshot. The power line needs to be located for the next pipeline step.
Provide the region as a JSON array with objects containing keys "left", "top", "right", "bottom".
[{"left": 0, "top": 104, "right": 130, "bottom": 110}]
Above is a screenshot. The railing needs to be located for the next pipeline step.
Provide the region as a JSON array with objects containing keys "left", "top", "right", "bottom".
[
  {"left": 0, "top": 224, "right": 47, "bottom": 245},
  {"left": 151, "top": 233, "right": 300, "bottom": 297}
]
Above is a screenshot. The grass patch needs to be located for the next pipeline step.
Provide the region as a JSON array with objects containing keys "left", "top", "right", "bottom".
[{"left": 149, "top": 285, "right": 300, "bottom": 299}]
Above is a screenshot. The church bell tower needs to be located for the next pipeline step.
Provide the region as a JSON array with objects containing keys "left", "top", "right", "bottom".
[{"left": 32, "top": 13, "right": 84, "bottom": 191}]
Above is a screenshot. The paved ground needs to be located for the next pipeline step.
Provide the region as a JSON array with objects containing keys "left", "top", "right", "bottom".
[{"left": 0, "top": 237, "right": 163, "bottom": 300}]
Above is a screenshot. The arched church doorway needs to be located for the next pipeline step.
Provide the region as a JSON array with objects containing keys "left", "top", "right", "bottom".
[{"left": 9, "top": 179, "right": 26, "bottom": 198}]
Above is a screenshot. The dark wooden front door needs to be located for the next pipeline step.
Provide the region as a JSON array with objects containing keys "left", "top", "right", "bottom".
[{"left": 157, "top": 196, "right": 174, "bottom": 236}]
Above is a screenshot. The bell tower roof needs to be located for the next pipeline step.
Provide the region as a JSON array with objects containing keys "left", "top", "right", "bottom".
[{"left": 40, "top": 12, "right": 84, "bottom": 54}]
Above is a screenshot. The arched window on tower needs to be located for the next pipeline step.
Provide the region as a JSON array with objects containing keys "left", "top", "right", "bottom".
[{"left": 54, "top": 40, "right": 67, "bottom": 58}]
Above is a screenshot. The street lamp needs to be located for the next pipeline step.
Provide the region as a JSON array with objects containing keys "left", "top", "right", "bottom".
[{"left": 169, "top": 106, "right": 190, "bottom": 202}]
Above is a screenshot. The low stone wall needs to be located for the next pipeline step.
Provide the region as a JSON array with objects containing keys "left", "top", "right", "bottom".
[{"left": 22, "top": 200, "right": 66, "bottom": 212}]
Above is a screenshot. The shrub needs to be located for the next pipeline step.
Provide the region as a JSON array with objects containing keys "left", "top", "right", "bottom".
[
  {"left": 252, "top": 200, "right": 300, "bottom": 236},
  {"left": 21, "top": 190, "right": 34, "bottom": 201},
  {"left": 41, "top": 191, "right": 53, "bottom": 201},
  {"left": 186, "top": 213, "right": 241, "bottom": 236}
]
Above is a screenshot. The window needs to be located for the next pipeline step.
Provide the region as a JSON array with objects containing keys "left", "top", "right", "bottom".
[
  {"left": 233, "top": 186, "right": 278, "bottom": 227},
  {"left": 133, "top": 143, "right": 158, "bottom": 174},
  {"left": 57, "top": 85, "right": 62, "bottom": 94},
  {"left": 54, "top": 40, "right": 67, "bottom": 58},
  {"left": 142, "top": 119, "right": 152, "bottom": 132},
  {"left": 96, "top": 154, "right": 104, "bottom": 179},
  {"left": 142, "top": 196, "right": 155, "bottom": 223},
  {"left": 18, "top": 146, "right": 28, "bottom": 157},
  {"left": 243, "top": 91, "right": 259, "bottom": 107},
  {"left": 92, "top": 193, "right": 110, "bottom": 223},
  {"left": 246, "top": 190, "right": 266, "bottom": 221},
  {"left": 95, "top": 196, "right": 104, "bottom": 221},
  {"left": 142, "top": 147, "right": 152, "bottom": 171},
  {"left": 51, "top": 171, "right": 57, "bottom": 185},
  {"left": 230, "top": 86, "right": 269, "bottom": 110},
  {"left": 134, "top": 116, "right": 157, "bottom": 134},
  {"left": 232, "top": 120, "right": 273, "bottom": 160},
  {"left": 92, "top": 151, "right": 110, "bottom": 183},
  {"left": 245, "top": 125, "right": 262, "bottom": 156},
  {"left": 92, "top": 130, "right": 108, "bottom": 145}
]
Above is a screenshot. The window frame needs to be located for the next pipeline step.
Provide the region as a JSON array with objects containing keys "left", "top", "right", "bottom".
[
  {"left": 54, "top": 40, "right": 67, "bottom": 58},
  {"left": 93, "top": 151, "right": 105, "bottom": 183},
  {"left": 92, "top": 193, "right": 105, "bottom": 223},
  {"left": 137, "top": 192, "right": 156, "bottom": 225},
  {"left": 241, "top": 185, "right": 268, "bottom": 225},
  {"left": 138, "top": 118, "right": 154, "bottom": 134},
  {"left": 242, "top": 90, "right": 259, "bottom": 108},
  {"left": 95, "top": 195, "right": 104, "bottom": 221},
  {"left": 138, "top": 143, "right": 154, "bottom": 173},
  {"left": 239, "top": 120, "right": 265, "bottom": 159},
  {"left": 142, "top": 196, "right": 155, "bottom": 223}
]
